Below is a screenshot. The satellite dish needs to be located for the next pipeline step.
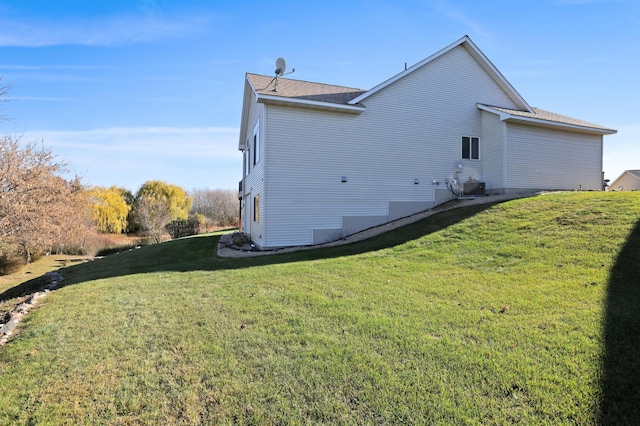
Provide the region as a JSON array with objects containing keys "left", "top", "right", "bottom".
[
  {"left": 275, "top": 58, "right": 286, "bottom": 76},
  {"left": 456, "top": 161, "right": 464, "bottom": 169}
]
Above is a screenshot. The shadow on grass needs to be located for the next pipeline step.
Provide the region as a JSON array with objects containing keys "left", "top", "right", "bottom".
[
  {"left": 0, "top": 202, "right": 497, "bottom": 301},
  {"left": 600, "top": 219, "right": 640, "bottom": 424}
]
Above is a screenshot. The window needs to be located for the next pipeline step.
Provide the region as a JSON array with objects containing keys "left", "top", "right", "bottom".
[
  {"left": 462, "top": 136, "right": 479, "bottom": 160},
  {"left": 253, "top": 195, "right": 259, "bottom": 222},
  {"left": 253, "top": 121, "right": 260, "bottom": 165}
]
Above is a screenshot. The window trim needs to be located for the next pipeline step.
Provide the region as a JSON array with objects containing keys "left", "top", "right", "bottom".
[
  {"left": 253, "top": 121, "right": 260, "bottom": 165},
  {"left": 461, "top": 136, "right": 480, "bottom": 160},
  {"left": 253, "top": 195, "right": 259, "bottom": 222}
]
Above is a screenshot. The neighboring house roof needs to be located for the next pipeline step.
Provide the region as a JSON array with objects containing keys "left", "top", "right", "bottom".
[
  {"left": 609, "top": 170, "right": 640, "bottom": 191},
  {"left": 477, "top": 104, "right": 617, "bottom": 135}
]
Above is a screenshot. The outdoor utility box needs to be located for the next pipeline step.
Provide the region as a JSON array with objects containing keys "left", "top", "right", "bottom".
[{"left": 463, "top": 181, "right": 485, "bottom": 196}]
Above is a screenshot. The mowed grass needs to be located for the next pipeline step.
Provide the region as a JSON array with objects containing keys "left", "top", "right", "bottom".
[{"left": 0, "top": 192, "right": 638, "bottom": 425}]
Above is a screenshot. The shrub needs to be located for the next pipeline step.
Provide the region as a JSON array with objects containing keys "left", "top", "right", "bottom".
[
  {"left": 165, "top": 217, "right": 201, "bottom": 239},
  {"left": 0, "top": 249, "right": 24, "bottom": 276}
]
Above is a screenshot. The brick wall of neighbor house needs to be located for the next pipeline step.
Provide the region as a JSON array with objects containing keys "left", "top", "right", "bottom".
[
  {"left": 262, "top": 45, "right": 522, "bottom": 247},
  {"left": 505, "top": 123, "right": 603, "bottom": 191}
]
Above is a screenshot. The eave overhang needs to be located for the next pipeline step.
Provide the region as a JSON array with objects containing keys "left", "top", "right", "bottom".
[
  {"left": 256, "top": 93, "right": 366, "bottom": 114},
  {"left": 477, "top": 104, "right": 618, "bottom": 136}
]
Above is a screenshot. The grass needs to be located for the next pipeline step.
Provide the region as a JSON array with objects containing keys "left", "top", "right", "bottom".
[{"left": 0, "top": 191, "right": 638, "bottom": 424}]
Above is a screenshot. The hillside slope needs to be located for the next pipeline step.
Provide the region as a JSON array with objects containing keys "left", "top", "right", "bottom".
[{"left": 0, "top": 192, "right": 639, "bottom": 424}]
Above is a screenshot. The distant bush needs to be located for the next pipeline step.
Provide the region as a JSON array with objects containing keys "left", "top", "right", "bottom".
[
  {"left": 0, "top": 251, "right": 23, "bottom": 276},
  {"left": 165, "top": 217, "right": 201, "bottom": 239}
]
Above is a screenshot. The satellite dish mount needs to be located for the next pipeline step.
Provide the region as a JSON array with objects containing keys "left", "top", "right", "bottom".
[{"left": 268, "top": 57, "right": 295, "bottom": 92}]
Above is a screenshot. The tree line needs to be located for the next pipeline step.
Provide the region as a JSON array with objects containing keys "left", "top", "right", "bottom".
[{"left": 0, "top": 135, "right": 238, "bottom": 274}]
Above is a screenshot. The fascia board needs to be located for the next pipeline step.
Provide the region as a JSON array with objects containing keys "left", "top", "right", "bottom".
[
  {"left": 461, "top": 39, "right": 533, "bottom": 112},
  {"left": 477, "top": 104, "right": 617, "bottom": 135},
  {"left": 348, "top": 35, "right": 533, "bottom": 112},
  {"left": 348, "top": 36, "right": 470, "bottom": 105},
  {"left": 238, "top": 77, "right": 256, "bottom": 151},
  {"left": 257, "top": 94, "right": 365, "bottom": 114}
]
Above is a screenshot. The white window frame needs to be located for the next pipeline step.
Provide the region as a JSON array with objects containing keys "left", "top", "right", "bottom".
[{"left": 461, "top": 136, "right": 480, "bottom": 160}]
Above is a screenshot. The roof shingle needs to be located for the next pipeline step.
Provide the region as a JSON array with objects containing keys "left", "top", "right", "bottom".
[
  {"left": 481, "top": 105, "right": 615, "bottom": 132},
  {"left": 247, "top": 73, "right": 365, "bottom": 105}
]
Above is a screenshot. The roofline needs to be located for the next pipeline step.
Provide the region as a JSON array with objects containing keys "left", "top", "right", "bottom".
[
  {"left": 238, "top": 76, "right": 255, "bottom": 150},
  {"left": 348, "top": 35, "right": 533, "bottom": 112},
  {"left": 477, "top": 104, "right": 618, "bottom": 135},
  {"left": 256, "top": 93, "right": 366, "bottom": 114}
]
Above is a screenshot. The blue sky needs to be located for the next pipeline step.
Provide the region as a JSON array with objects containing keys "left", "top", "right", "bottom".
[{"left": 0, "top": 0, "right": 637, "bottom": 192}]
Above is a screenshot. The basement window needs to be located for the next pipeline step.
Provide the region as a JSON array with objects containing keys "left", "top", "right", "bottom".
[{"left": 462, "top": 136, "right": 479, "bottom": 160}]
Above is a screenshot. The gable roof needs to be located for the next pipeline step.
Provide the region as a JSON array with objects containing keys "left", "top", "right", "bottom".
[
  {"left": 246, "top": 73, "right": 366, "bottom": 113},
  {"left": 610, "top": 170, "right": 640, "bottom": 189},
  {"left": 347, "top": 35, "right": 532, "bottom": 112},
  {"left": 618, "top": 170, "right": 640, "bottom": 180},
  {"left": 239, "top": 35, "right": 616, "bottom": 148},
  {"left": 247, "top": 73, "right": 365, "bottom": 104},
  {"left": 477, "top": 104, "right": 617, "bottom": 135}
]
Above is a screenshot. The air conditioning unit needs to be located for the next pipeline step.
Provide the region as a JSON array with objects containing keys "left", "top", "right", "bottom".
[{"left": 463, "top": 181, "right": 485, "bottom": 196}]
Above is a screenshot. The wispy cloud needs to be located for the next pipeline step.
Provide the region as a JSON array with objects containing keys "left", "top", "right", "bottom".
[
  {"left": 434, "top": 1, "right": 489, "bottom": 37},
  {"left": 0, "top": 13, "right": 212, "bottom": 47},
  {"left": 20, "top": 126, "right": 241, "bottom": 190}
]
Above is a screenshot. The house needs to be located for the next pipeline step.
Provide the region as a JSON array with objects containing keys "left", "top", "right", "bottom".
[
  {"left": 238, "top": 36, "right": 617, "bottom": 249},
  {"left": 609, "top": 170, "right": 640, "bottom": 191}
]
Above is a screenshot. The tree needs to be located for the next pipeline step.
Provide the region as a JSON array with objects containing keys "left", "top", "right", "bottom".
[
  {"left": 86, "top": 186, "right": 131, "bottom": 233},
  {"left": 132, "top": 181, "right": 191, "bottom": 243},
  {"left": 0, "top": 136, "right": 92, "bottom": 263},
  {"left": 189, "top": 188, "right": 238, "bottom": 228}
]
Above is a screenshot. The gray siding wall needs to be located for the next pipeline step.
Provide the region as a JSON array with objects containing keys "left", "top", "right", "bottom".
[
  {"left": 610, "top": 173, "right": 640, "bottom": 191},
  {"left": 505, "top": 123, "right": 603, "bottom": 190},
  {"left": 242, "top": 93, "right": 266, "bottom": 246},
  {"left": 262, "top": 45, "right": 521, "bottom": 247},
  {"left": 481, "top": 110, "right": 506, "bottom": 194}
]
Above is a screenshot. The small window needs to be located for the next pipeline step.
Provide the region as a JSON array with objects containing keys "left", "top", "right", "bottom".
[
  {"left": 462, "top": 136, "right": 479, "bottom": 160},
  {"left": 253, "top": 195, "right": 259, "bottom": 222},
  {"left": 253, "top": 122, "right": 260, "bottom": 165}
]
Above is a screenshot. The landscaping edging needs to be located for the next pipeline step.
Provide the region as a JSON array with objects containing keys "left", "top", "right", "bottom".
[{"left": 0, "top": 271, "right": 64, "bottom": 346}]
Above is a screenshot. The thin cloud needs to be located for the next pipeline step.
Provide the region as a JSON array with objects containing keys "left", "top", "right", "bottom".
[
  {"left": 21, "top": 126, "right": 242, "bottom": 190},
  {"left": 434, "top": 1, "right": 490, "bottom": 38},
  {"left": 0, "top": 13, "right": 212, "bottom": 47}
]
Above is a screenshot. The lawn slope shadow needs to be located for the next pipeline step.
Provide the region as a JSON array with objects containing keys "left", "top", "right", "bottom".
[{"left": 0, "top": 202, "right": 497, "bottom": 301}]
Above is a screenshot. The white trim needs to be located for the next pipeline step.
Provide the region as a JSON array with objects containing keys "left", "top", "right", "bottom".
[
  {"left": 256, "top": 93, "right": 365, "bottom": 114},
  {"left": 348, "top": 35, "right": 532, "bottom": 112},
  {"left": 477, "top": 104, "right": 618, "bottom": 135}
]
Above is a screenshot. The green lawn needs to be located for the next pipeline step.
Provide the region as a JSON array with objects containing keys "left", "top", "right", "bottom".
[{"left": 0, "top": 192, "right": 639, "bottom": 425}]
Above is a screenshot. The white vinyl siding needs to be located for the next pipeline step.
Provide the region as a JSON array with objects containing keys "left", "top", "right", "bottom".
[
  {"left": 261, "top": 45, "right": 521, "bottom": 247},
  {"left": 481, "top": 110, "right": 505, "bottom": 192},
  {"left": 505, "top": 123, "right": 603, "bottom": 190},
  {"left": 242, "top": 93, "right": 265, "bottom": 243}
]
